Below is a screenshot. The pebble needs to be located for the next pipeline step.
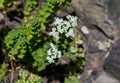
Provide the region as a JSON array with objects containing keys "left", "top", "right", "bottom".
[
  {"left": 96, "top": 41, "right": 111, "bottom": 51},
  {"left": 87, "top": 70, "right": 93, "bottom": 76},
  {"left": 81, "top": 26, "right": 90, "bottom": 34}
]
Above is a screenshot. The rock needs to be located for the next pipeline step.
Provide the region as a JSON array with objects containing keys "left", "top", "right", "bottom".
[
  {"left": 68, "top": 0, "right": 120, "bottom": 82},
  {"left": 97, "top": 40, "right": 111, "bottom": 51},
  {"left": 90, "top": 58, "right": 101, "bottom": 70},
  {"left": 71, "top": 0, "right": 120, "bottom": 39},
  {"left": 45, "top": 0, "right": 120, "bottom": 82},
  {"left": 92, "top": 71, "right": 119, "bottom": 83},
  {"left": 104, "top": 39, "right": 120, "bottom": 80}
]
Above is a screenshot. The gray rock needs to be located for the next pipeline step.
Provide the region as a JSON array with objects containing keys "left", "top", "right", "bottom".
[
  {"left": 70, "top": 0, "right": 120, "bottom": 82},
  {"left": 104, "top": 39, "right": 120, "bottom": 80},
  {"left": 71, "top": 0, "right": 120, "bottom": 39},
  {"left": 106, "top": 0, "right": 120, "bottom": 28},
  {"left": 92, "top": 71, "right": 120, "bottom": 83}
]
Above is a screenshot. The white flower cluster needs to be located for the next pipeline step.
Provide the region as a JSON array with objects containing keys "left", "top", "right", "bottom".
[
  {"left": 49, "top": 15, "right": 78, "bottom": 40},
  {"left": 46, "top": 43, "right": 61, "bottom": 63},
  {"left": 66, "top": 15, "right": 78, "bottom": 27}
]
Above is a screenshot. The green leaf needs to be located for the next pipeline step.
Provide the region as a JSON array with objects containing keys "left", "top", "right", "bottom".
[
  {"left": 70, "top": 46, "right": 78, "bottom": 53},
  {"left": 65, "top": 76, "right": 79, "bottom": 83},
  {"left": 78, "top": 53, "right": 84, "bottom": 58}
]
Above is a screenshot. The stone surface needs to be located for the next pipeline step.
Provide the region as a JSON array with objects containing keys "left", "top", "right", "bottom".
[
  {"left": 68, "top": 0, "right": 120, "bottom": 82},
  {"left": 104, "top": 39, "right": 120, "bottom": 80},
  {"left": 92, "top": 71, "right": 120, "bottom": 83}
]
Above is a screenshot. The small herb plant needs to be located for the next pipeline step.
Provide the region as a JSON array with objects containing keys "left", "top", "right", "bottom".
[
  {"left": 1, "top": 0, "right": 85, "bottom": 82},
  {"left": 24, "top": 0, "right": 38, "bottom": 16},
  {"left": 4, "top": 0, "right": 79, "bottom": 71},
  {"left": 16, "top": 71, "right": 42, "bottom": 83},
  {"left": 46, "top": 15, "right": 78, "bottom": 64},
  {"left": 0, "top": 0, "right": 13, "bottom": 12},
  {"left": 0, "top": 63, "right": 8, "bottom": 80}
]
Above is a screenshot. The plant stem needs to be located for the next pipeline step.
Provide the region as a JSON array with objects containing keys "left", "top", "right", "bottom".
[{"left": 10, "top": 61, "right": 14, "bottom": 83}]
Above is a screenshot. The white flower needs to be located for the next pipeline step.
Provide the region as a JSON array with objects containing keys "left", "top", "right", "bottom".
[
  {"left": 49, "top": 28, "right": 60, "bottom": 40},
  {"left": 50, "top": 43, "right": 56, "bottom": 49},
  {"left": 72, "top": 16, "right": 78, "bottom": 22},
  {"left": 62, "top": 21, "right": 71, "bottom": 32},
  {"left": 49, "top": 27, "right": 56, "bottom": 36},
  {"left": 53, "top": 48, "right": 58, "bottom": 54},
  {"left": 54, "top": 32, "right": 60, "bottom": 40},
  {"left": 51, "top": 54, "right": 57, "bottom": 59},
  {"left": 65, "top": 28, "right": 75, "bottom": 37},
  {"left": 46, "top": 56, "right": 54, "bottom": 63},
  {"left": 47, "top": 49, "right": 52, "bottom": 55},
  {"left": 57, "top": 25, "right": 64, "bottom": 34},
  {"left": 70, "top": 16, "right": 78, "bottom": 27},
  {"left": 50, "top": 43, "right": 58, "bottom": 54},
  {"left": 63, "top": 20, "right": 71, "bottom": 28},
  {"left": 66, "top": 15, "right": 72, "bottom": 19},
  {"left": 63, "top": 26, "right": 69, "bottom": 33},
  {"left": 69, "top": 16, "right": 78, "bottom": 23},
  {"left": 47, "top": 43, "right": 62, "bottom": 63},
  {"left": 54, "top": 17, "right": 63, "bottom": 25},
  {"left": 66, "top": 15, "right": 78, "bottom": 27},
  {"left": 71, "top": 21, "right": 78, "bottom": 27}
]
